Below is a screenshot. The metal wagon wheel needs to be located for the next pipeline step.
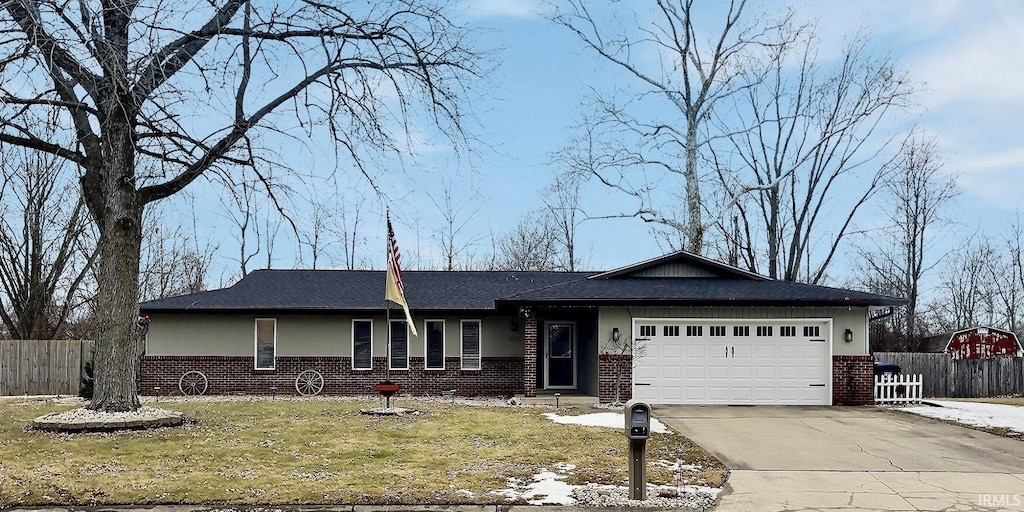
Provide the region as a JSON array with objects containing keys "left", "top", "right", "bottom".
[
  {"left": 178, "top": 370, "right": 208, "bottom": 395},
  {"left": 295, "top": 370, "right": 324, "bottom": 396}
]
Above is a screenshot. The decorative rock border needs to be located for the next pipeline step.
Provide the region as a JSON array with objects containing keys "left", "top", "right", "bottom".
[{"left": 31, "top": 406, "right": 185, "bottom": 432}]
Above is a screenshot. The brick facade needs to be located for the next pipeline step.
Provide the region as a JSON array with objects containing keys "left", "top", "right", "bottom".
[
  {"left": 832, "top": 355, "right": 874, "bottom": 405},
  {"left": 523, "top": 312, "right": 538, "bottom": 397},
  {"left": 140, "top": 356, "right": 523, "bottom": 397},
  {"left": 598, "top": 354, "right": 632, "bottom": 403}
]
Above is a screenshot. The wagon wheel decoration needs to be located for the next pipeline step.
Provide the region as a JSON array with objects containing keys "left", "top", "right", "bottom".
[
  {"left": 178, "top": 370, "right": 208, "bottom": 395},
  {"left": 295, "top": 370, "right": 324, "bottom": 396}
]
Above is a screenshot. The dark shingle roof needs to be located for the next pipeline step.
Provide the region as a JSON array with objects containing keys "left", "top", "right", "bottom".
[
  {"left": 140, "top": 270, "right": 595, "bottom": 312},
  {"left": 141, "top": 268, "right": 905, "bottom": 313},
  {"left": 495, "top": 277, "right": 906, "bottom": 307}
]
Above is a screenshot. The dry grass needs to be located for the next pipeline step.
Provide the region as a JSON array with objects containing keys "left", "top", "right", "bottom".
[{"left": 0, "top": 397, "right": 726, "bottom": 507}]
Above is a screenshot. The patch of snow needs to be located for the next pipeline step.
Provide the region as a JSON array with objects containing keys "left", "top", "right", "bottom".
[
  {"left": 490, "top": 465, "right": 720, "bottom": 508},
  {"left": 902, "top": 400, "right": 1024, "bottom": 434},
  {"left": 542, "top": 412, "right": 671, "bottom": 434},
  {"left": 490, "top": 470, "right": 575, "bottom": 505},
  {"left": 653, "top": 459, "right": 701, "bottom": 473}
]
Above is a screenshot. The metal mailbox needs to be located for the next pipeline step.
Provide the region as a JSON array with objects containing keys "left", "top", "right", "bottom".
[{"left": 625, "top": 399, "right": 651, "bottom": 439}]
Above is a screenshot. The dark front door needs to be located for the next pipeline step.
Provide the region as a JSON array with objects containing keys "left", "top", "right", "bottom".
[{"left": 545, "top": 322, "right": 576, "bottom": 389}]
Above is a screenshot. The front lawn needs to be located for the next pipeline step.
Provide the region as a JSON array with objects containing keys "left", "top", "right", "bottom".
[{"left": 0, "top": 396, "right": 726, "bottom": 507}]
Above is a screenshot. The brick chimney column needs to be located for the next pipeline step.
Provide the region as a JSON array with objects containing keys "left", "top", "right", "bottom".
[{"left": 523, "top": 310, "right": 538, "bottom": 397}]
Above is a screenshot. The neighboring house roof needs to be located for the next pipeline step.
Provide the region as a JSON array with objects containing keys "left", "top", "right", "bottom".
[
  {"left": 916, "top": 326, "right": 1020, "bottom": 353},
  {"left": 140, "top": 251, "right": 907, "bottom": 313}
]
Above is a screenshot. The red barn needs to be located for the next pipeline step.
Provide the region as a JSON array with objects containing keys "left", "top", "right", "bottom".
[{"left": 917, "top": 326, "right": 1023, "bottom": 360}]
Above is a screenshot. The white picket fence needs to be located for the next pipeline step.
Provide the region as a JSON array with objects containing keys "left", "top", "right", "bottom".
[{"left": 874, "top": 374, "right": 923, "bottom": 405}]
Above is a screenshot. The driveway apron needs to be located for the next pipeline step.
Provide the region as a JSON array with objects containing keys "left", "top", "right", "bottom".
[{"left": 656, "top": 405, "right": 1024, "bottom": 511}]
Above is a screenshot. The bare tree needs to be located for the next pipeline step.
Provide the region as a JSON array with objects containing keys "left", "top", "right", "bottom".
[
  {"left": 551, "top": 0, "right": 794, "bottom": 253},
  {"left": 857, "top": 135, "right": 959, "bottom": 348},
  {"left": 0, "top": 146, "right": 95, "bottom": 339},
  {"left": 138, "top": 205, "right": 215, "bottom": 301},
  {"left": 927, "top": 237, "right": 999, "bottom": 331},
  {"left": 711, "top": 30, "right": 914, "bottom": 283},
  {"left": 337, "top": 192, "right": 371, "bottom": 270},
  {"left": 495, "top": 213, "right": 560, "bottom": 271},
  {"left": 991, "top": 216, "right": 1024, "bottom": 335},
  {"left": 428, "top": 181, "right": 484, "bottom": 271},
  {"left": 542, "top": 164, "right": 588, "bottom": 271},
  {"left": 0, "top": 0, "right": 480, "bottom": 411},
  {"left": 221, "top": 179, "right": 262, "bottom": 278}
]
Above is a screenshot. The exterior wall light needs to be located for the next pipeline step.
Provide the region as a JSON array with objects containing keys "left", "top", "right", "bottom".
[
  {"left": 844, "top": 328, "right": 854, "bottom": 343},
  {"left": 612, "top": 327, "right": 622, "bottom": 342}
]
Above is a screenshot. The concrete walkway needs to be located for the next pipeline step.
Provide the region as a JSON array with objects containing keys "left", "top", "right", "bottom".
[{"left": 656, "top": 405, "right": 1024, "bottom": 511}]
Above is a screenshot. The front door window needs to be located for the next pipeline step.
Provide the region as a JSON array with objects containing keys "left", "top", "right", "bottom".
[{"left": 546, "top": 322, "right": 575, "bottom": 388}]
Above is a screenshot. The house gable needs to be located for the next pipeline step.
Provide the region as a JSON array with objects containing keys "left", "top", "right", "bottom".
[{"left": 588, "top": 250, "right": 766, "bottom": 280}]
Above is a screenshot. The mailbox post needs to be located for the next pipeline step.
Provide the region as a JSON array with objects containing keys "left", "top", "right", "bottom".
[{"left": 624, "top": 399, "right": 651, "bottom": 500}]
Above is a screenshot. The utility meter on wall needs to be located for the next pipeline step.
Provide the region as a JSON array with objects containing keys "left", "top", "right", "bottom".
[{"left": 624, "top": 399, "right": 651, "bottom": 439}]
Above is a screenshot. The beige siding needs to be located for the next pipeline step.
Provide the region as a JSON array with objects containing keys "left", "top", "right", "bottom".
[
  {"left": 145, "top": 313, "right": 523, "bottom": 358},
  {"left": 632, "top": 262, "right": 725, "bottom": 278},
  {"left": 146, "top": 314, "right": 253, "bottom": 356},
  {"left": 597, "top": 306, "right": 870, "bottom": 355}
]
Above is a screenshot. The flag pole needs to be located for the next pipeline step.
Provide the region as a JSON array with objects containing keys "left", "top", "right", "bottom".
[{"left": 385, "top": 299, "right": 391, "bottom": 383}]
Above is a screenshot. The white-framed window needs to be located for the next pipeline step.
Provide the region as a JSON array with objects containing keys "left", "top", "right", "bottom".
[
  {"left": 254, "top": 318, "right": 276, "bottom": 370},
  {"left": 461, "top": 319, "right": 481, "bottom": 370},
  {"left": 352, "top": 319, "right": 373, "bottom": 370},
  {"left": 733, "top": 325, "right": 750, "bottom": 337},
  {"left": 803, "top": 325, "right": 821, "bottom": 337},
  {"left": 639, "top": 325, "right": 656, "bottom": 337},
  {"left": 424, "top": 319, "right": 445, "bottom": 370},
  {"left": 390, "top": 320, "right": 409, "bottom": 370},
  {"left": 683, "top": 325, "right": 700, "bottom": 337},
  {"left": 709, "top": 325, "right": 726, "bottom": 337},
  {"left": 664, "top": 325, "right": 681, "bottom": 336},
  {"left": 780, "top": 325, "right": 797, "bottom": 337},
  {"left": 756, "top": 325, "right": 774, "bottom": 337}
]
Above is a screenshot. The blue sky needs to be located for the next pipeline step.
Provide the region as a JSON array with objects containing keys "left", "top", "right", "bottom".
[{"left": 171, "top": 0, "right": 1024, "bottom": 285}]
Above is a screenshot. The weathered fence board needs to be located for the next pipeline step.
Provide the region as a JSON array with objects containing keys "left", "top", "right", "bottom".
[
  {"left": 0, "top": 340, "right": 93, "bottom": 396},
  {"left": 875, "top": 352, "right": 1024, "bottom": 398}
]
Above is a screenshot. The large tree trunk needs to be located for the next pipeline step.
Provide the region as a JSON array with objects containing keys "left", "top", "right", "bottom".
[
  {"left": 89, "top": 213, "right": 143, "bottom": 412},
  {"left": 684, "top": 122, "right": 703, "bottom": 254}
]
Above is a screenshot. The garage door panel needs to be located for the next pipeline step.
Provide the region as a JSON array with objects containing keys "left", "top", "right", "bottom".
[{"left": 634, "top": 319, "right": 831, "bottom": 405}]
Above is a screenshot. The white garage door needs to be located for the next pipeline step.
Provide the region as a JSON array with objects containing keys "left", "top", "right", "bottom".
[{"left": 632, "top": 319, "right": 831, "bottom": 405}]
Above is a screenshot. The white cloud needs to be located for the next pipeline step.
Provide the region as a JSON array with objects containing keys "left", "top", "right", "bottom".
[
  {"left": 912, "top": 16, "right": 1024, "bottom": 110},
  {"left": 460, "top": 0, "right": 541, "bottom": 18}
]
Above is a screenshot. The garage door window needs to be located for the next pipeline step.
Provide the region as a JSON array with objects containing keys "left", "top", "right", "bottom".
[
  {"left": 710, "top": 325, "right": 726, "bottom": 336},
  {"left": 803, "top": 326, "right": 820, "bottom": 337},
  {"left": 685, "top": 325, "right": 702, "bottom": 336},
  {"left": 639, "top": 325, "right": 656, "bottom": 337},
  {"left": 664, "top": 325, "right": 680, "bottom": 336},
  {"left": 756, "top": 325, "right": 773, "bottom": 337},
  {"left": 733, "top": 325, "right": 749, "bottom": 336},
  {"left": 780, "top": 326, "right": 797, "bottom": 337}
]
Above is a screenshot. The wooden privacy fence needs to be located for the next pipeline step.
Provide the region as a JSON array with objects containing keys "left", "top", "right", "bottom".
[
  {"left": 874, "top": 352, "right": 1024, "bottom": 398},
  {"left": 874, "top": 374, "right": 923, "bottom": 405},
  {"left": 0, "top": 340, "right": 93, "bottom": 396}
]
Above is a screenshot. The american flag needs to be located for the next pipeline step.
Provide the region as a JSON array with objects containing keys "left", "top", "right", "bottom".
[
  {"left": 387, "top": 214, "right": 405, "bottom": 296},
  {"left": 385, "top": 212, "right": 416, "bottom": 335}
]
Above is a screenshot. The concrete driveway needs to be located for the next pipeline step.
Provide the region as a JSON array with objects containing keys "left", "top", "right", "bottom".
[{"left": 655, "top": 406, "right": 1024, "bottom": 511}]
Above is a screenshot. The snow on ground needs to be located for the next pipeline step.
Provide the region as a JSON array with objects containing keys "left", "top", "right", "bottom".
[
  {"left": 489, "top": 462, "right": 720, "bottom": 508},
  {"left": 902, "top": 400, "right": 1024, "bottom": 434},
  {"left": 542, "top": 411, "right": 671, "bottom": 434}
]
